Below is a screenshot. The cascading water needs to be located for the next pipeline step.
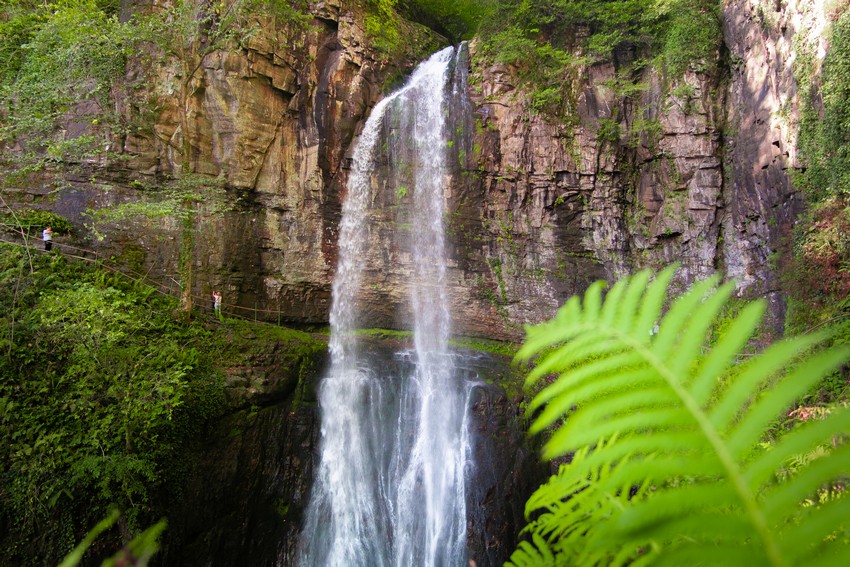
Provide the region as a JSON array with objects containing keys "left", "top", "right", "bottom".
[{"left": 297, "top": 46, "right": 472, "bottom": 566}]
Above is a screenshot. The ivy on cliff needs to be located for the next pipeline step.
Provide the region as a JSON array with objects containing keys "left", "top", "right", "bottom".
[
  {"left": 0, "top": 0, "right": 311, "bottom": 180},
  {"left": 795, "top": 7, "right": 850, "bottom": 203},
  {"left": 788, "top": 5, "right": 850, "bottom": 347},
  {"left": 477, "top": 0, "right": 722, "bottom": 117},
  {"left": 0, "top": 0, "right": 130, "bottom": 168}
]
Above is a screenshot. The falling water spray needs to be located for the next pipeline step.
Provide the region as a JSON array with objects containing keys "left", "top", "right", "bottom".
[{"left": 297, "top": 46, "right": 472, "bottom": 567}]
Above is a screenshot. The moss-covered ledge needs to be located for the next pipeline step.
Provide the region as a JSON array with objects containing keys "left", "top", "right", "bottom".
[{"left": 210, "top": 319, "right": 328, "bottom": 411}]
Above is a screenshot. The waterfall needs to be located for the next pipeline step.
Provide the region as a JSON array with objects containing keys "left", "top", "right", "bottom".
[{"left": 297, "top": 46, "right": 472, "bottom": 566}]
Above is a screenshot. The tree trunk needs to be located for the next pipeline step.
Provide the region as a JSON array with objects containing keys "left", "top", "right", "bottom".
[
  {"left": 177, "top": 50, "right": 197, "bottom": 315},
  {"left": 180, "top": 206, "right": 195, "bottom": 315},
  {"left": 179, "top": 60, "right": 194, "bottom": 175}
]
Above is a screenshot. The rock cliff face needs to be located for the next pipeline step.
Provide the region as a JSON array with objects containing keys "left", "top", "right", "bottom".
[
  {"left": 441, "top": 0, "right": 829, "bottom": 339},
  {"left": 63, "top": 0, "right": 448, "bottom": 324},
  {"left": 721, "top": 0, "right": 829, "bottom": 326},
  {"left": 27, "top": 0, "right": 827, "bottom": 337}
]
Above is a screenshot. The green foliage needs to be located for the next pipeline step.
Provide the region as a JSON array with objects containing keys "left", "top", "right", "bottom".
[
  {"left": 0, "top": 0, "right": 310, "bottom": 177},
  {"left": 0, "top": 1, "right": 48, "bottom": 83},
  {"left": 657, "top": 0, "right": 722, "bottom": 75},
  {"left": 795, "top": 8, "right": 850, "bottom": 202},
  {"left": 477, "top": 14, "right": 578, "bottom": 117},
  {"left": 450, "top": 335, "right": 520, "bottom": 357},
  {"left": 362, "top": 0, "right": 446, "bottom": 61},
  {"left": 478, "top": 0, "right": 721, "bottom": 120},
  {"left": 365, "top": 0, "right": 401, "bottom": 54},
  {"left": 786, "top": 7, "right": 850, "bottom": 369},
  {"left": 84, "top": 174, "right": 230, "bottom": 238},
  {"left": 137, "top": 0, "right": 310, "bottom": 64},
  {"left": 0, "top": 242, "right": 324, "bottom": 564},
  {"left": 0, "top": 244, "right": 224, "bottom": 565},
  {"left": 786, "top": 197, "right": 850, "bottom": 324},
  {"left": 626, "top": 116, "right": 662, "bottom": 149},
  {"left": 596, "top": 117, "right": 621, "bottom": 144},
  {"left": 98, "top": 517, "right": 166, "bottom": 567},
  {"left": 398, "top": 0, "right": 492, "bottom": 42},
  {"left": 209, "top": 317, "right": 324, "bottom": 372},
  {"left": 0, "top": 0, "right": 130, "bottom": 161},
  {"left": 1, "top": 208, "right": 74, "bottom": 235},
  {"left": 481, "top": 0, "right": 720, "bottom": 65},
  {"left": 509, "top": 266, "right": 850, "bottom": 566},
  {"left": 59, "top": 510, "right": 166, "bottom": 567}
]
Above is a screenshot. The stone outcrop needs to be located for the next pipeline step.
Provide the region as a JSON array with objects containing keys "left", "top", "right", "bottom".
[
  {"left": 721, "top": 0, "right": 829, "bottom": 329},
  {"left": 437, "top": 0, "right": 829, "bottom": 340},
  {"left": 56, "top": 0, "right": 448, "bottom": 325}
]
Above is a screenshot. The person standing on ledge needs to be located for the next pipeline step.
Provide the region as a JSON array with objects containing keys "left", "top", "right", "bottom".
[
  {"left": 213, "top": 291, "right": 222, "bottom": 321},
  {"left": 42, "top": 226, "right": 53, "bottom": 251}
]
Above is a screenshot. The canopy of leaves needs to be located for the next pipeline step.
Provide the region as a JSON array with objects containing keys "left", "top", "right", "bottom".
[
  {"left": 787, "top": 7, "right": 850, "bottom": 341},
  {"left": 509, "top": 267, "right": 850, "bottom": 566},
  {"left": 397, "top": 0, "right": 493, "bottom": 42}
]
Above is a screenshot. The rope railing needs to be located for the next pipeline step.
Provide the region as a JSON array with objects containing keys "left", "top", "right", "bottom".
[
  {"left": 0, "top": 234, "right": 305, "bottom": 326},
  {"left": 0, "top": 236, "right": 98, "bottom": 262}
]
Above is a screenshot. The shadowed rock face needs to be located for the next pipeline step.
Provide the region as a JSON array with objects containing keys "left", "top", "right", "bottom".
[
  {"left": 720, "top": 0, "right": 828, "bottom": 331},
  {"left": 22, "top": 1, "right": 824, "bottom": 340}
]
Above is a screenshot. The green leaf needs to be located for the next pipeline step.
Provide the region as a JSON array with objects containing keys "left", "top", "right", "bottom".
[{"left": 509, "top": 266, "right": 850, "bottom": 566}]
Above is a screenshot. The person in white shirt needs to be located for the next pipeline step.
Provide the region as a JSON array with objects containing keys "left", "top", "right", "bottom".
[{"left": 42, "top": 226, "right": 53, "bottom": 251}]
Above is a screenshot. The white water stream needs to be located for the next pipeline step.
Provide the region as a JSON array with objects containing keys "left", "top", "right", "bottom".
[{"left": 297, "top": 47, "right": 472, "bottom": 567}]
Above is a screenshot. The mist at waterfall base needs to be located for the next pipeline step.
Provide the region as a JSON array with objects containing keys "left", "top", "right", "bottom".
[{"left": 297, "top": 46, "right": 482, "bottom": 566}]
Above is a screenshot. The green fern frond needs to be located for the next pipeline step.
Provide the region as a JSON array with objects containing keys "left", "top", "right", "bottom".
[{"left": 508, "top": 267, "right": 850, "bottom": 566}]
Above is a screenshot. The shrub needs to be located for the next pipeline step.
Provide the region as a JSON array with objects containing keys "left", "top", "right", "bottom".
[
  {"left": 0, "top": 245, "right": 223, "bottom": 564},
  {"left": 2, "top": 208, "right": 74, "bottom": 235}
]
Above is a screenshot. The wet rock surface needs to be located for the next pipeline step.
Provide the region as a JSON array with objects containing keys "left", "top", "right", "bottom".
[{"left": 159, "top": 392, "right": 321, "bottom": 566}]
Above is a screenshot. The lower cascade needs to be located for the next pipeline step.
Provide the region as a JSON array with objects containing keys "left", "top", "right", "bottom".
[{"left": 297, "top": 46, "right": 474, "bottom": 566}]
